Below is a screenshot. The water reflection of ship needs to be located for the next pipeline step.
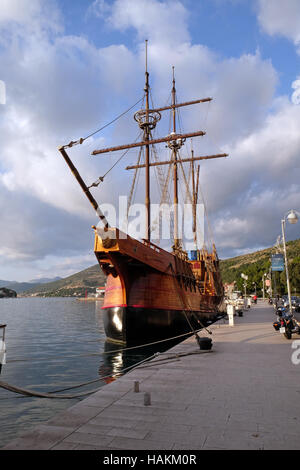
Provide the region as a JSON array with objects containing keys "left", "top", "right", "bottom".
[
  {"left": 99, "top": 337, "right": 187, "bottom": 382},
  {"left": 96, "top": 302, "right": 191, "bottom": 381}
]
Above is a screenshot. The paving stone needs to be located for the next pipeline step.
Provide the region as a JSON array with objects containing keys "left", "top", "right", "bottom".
[
  {"left": 144, "top": 429, "right": 207, "bottom": 448},
  {"left": 133, "top": 421, "right": 192, "bottom": 433},
  {"left": 73, "top": 444, "right": 111, "bottom": 450},
  {"left": 98, "top": 378, "right": 134, "bottom": 392},
  {"left": 89, "top": 416, "right": 145, "bottom": 429},
  {"left": 67, "top": 402, "right": 109, "bottom": 418},
  {"left": 2, "top": 425, "right": 74, "bottom": 450},
  {"left": 46, "top": 407, "right": 100, "bottom": 428},
  {"left": 108, "top": 437, "right": 174, "bottom": 450},
  {"left": 204, "top": 428, "right": 265, "bottom": 450},
  {"left": 107, "top": 427, "right": 148, "bottom": 439},
  {"left": 75, "top": 423, "right": 113, "bottom": 435},
  {"left": 79, "top": 396, "right": 116, "bottom": 409},
  {"left": 4, "top": 303, "right": 300, "bottom": 451},
  {"left": 262, "top": 434, "right": 300, "bottom": 450},
  {"left": 51, "top": 442, "right": 78, "bottom": 450},
  {"left": 117, "top": 396, "right": 188, "bottom": 410},
  {"left": 64, "top": 431, "right": 114, "bottom": 447},
  {"left": 91, "top": 409, "right": 165, "bottom": 423}
]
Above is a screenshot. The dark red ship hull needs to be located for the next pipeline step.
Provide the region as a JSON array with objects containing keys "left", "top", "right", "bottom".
[
  {"left": 102, "top": 305, "right": 223, "bottom": 345},
  {"left": 94, "top": 228, "right": 224, "bottom": 346}
]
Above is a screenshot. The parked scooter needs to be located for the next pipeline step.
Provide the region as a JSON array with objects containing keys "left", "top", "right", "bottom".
[
  {"left": 273, "top": 306, "right": 284, "bottom": 332},
  {"left": 273, "top": 307, "right": 300, "bottom": 339},
  {"left": 279, "top": 310, "right": 294, "bottom": 339}
]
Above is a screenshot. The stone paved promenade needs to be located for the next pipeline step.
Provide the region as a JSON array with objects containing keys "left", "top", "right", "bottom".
[{"left": 3, "top": 302, "right": 300, "bottom": 450}]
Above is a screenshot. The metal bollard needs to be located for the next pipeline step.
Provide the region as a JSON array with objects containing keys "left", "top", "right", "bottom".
[
  {"left": 144, "top": 392, "right": 151, "bottom": 406},
  {"left": 134, "top": 381, "right": 140, "bottom": 393}
]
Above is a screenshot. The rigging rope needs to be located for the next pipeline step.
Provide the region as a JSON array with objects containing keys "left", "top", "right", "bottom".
[
  {"left": 169, "top": 263, "right": 213, "bottom": 340},
  {"left": 151, "top": 161, "right": 173, "bottom": 241},
  {"left": 88, "top": 131, "right": 144, "bottom": 188},
  {"left": 197, "top": 180, "right": 215, "bottom": 249},
  {"left": 63, "top": 96, "right": 145, "bottom": 149},
  {"left": 127, "top": 145, "right": 143, "bottom": 216}
]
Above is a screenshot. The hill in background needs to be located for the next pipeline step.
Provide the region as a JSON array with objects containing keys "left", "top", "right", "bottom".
[
  {"left": 220, "top": 238, "right": 300, "bottom": 296},
  {"left": 22, "top": 265, "right": 106, "bottom": 297},
  {"left": 14, "top": 237, "right": 300, "bottom": 297},
  {"left": 0, "top": 280, "right": 43, "bottom": 294},
  {"left": 0, "top": 277, "right": 63, "bottom": 294}
]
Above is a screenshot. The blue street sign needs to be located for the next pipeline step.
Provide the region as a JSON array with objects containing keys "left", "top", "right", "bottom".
[{"left": 271, "top": 254, "right": 284, "bottom": 272}]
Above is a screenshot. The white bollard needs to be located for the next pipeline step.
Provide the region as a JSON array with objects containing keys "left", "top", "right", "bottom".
[
  {"left": 0, "top": 339, "right": 6, "bottom": 366},
  {"left": 0, "top": 325, "right": 6, "bottom": 374},
  {"left": 227, "top": 304, "right": 235, "bottom": 326}
]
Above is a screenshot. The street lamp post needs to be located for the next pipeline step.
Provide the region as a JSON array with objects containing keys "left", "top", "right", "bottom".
[
  {"left": 281, "top": 210, "right": 299, "bottom": 313},
  {"left": 262, "top": 273, "right": 267, "bottom": 300},
  {"left": 267, "top": 269, "right": 272, "bottom": 299}
]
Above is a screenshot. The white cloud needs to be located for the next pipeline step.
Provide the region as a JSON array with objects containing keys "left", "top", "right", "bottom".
[
  {"left": 0, "top": 0, "right": 62, "bottom": 37},
  {"left": 256, "top": 0, "right": 300, "bottom": 105},
  {"left": 0, "top": 0, "right": 299, "bottom": 279},
  {"left": 32, "top": 253, "right": 97, "bottom": 280},
  {"left": 257, "top": 0, "right": 300, "bottom": 46},
  {"left": 0, "top": 0, "right": 41, "bottom": 24},
  {"left": 92, "top": 0, "right": 190, "bottom": 45},
  {"left": 205, "top": 99, "right": 300, "bottom": 254},
  {"left": 291, "top": 79, "right": 300, "bottom": 105},
  {"left": 0, "top": 28, "right": 140, "bottom": 217}
]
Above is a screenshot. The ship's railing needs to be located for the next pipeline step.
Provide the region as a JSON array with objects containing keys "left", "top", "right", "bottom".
[
  {"left": 172, "top": 247, "right": 189, "bottom": 261},
  {"left": 141, "top": 239, "right": 162, "bottom": 253}
]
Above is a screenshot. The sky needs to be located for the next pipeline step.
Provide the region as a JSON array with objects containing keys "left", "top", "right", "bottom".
[{"left": 0, "top": 0, "right": 300, "bottom": 281}]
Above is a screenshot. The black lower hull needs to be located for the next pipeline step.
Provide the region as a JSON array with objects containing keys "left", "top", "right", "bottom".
[{"left": 103, "top": 306, "right": 223, "bottom": 346}]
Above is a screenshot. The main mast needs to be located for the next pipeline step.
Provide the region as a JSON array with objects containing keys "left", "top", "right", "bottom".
[
  {"left": 144, "top": 40, "right": 151, "bottom": 241},
  {"left": 91, "top": 42, "right": 228, "bottom": 249}
]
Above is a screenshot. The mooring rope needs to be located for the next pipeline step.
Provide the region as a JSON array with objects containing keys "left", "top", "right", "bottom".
[
  {"left": 135, "top": 349, "right": 213, "bottom": 369},
  {"left": 0, "top": 353, "right": 157, "bottom": 399},
  {"left": 0, "top": 347, "right": 215, "bottom": 400},
  {"left": 0, "top": 317, "right": 223, "bottom": 400},
  {"left": 5, "top": 327, "right": 205, "bottom": 365}
]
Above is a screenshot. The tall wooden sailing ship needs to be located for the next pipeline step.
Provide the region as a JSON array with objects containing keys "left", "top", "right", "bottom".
[{"left": 59, "top": 42, "right": 227, "bottom": 346}]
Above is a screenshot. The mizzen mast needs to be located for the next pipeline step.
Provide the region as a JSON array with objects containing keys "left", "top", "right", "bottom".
[{"left": 191, "top": 149, "right": 200, "bottom": 248}]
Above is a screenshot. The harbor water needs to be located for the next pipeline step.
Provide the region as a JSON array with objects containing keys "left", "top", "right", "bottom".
[{"left": 0, "top": 297, "right": 174, "bottom": 448}]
